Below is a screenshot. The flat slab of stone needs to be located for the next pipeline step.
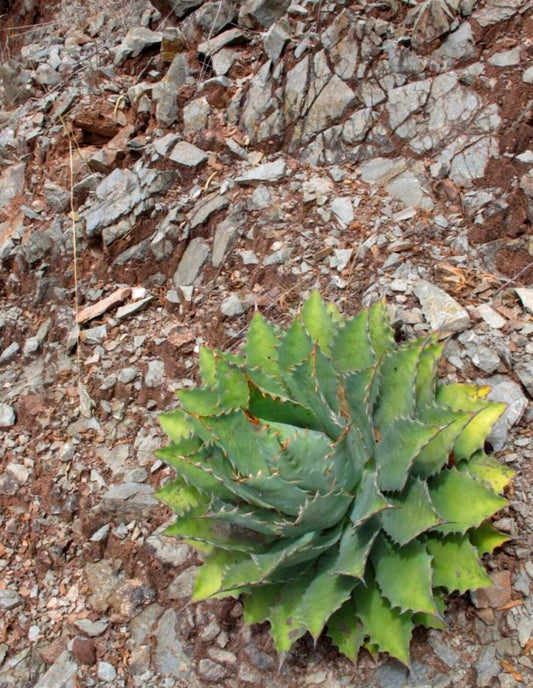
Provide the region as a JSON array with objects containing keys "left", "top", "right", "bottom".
[
  {"left": 235, "top": 159, "right": 287, "bottom": 184},
  {"left": 169, "top": 142, "right": 209, "bottom": 167},
  {"left": 413, "top": 279, "right": 471, "bottom": 334},
  {"left": 173, "top": 238, "right": 210, "bottom": 287}
]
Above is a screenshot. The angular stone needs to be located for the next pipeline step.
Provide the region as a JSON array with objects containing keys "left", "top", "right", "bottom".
[
  {"left": 153, "top": 609, "right": 192, "bottom": 678},
  {"left": 359, "top": 157, "right": 434, "bottom": 210},
  {"left": 488, "top": 47, "right": 520, "bottom": 67},
  {"left": 173, "top": 238, "right": 210, "bottom": 287},
  {"left": 198, "top": 659, "right": 227, "bottom": 681},
  {"left": 235, "top": 159, "right": 287, "bottom": 184},
  {"left": 101, "top": 482, "right": 159, "bottom": 519},
  {"left": 472, "top": 0, "right": 524, "bottom": 27},
  {"left": 239, "top": 0, "right": 291, "bottom": 29},
  {"left": 73, "top": 619, "right": 108, "bottom": 637},
  {"left": 469, "top": 345, "right": 500, "bottom": 374},
  {"left": 520, "top": 171, "right": 533, "bottom": 222},
  {"left": 114, "top": 27, "right": 162, "bottom": 65},
  {"left": 0, "top": 589, "right": 22, "bottom": 610},
  {"left": 183, "top": 97, "right": 210, "bottom": 134},
  {"left": 85, "top": 169, "right": 144, "bottom": 236},
  {"left": 434, "top": 21, "right": 476, "bottom": 64},
  {"left": 145, "top": 533, "right": 190, "bottom": 566},
  {"left": 33, "top": 651, "right": 78, "bottom": 688},
  {"left": 476, "top": 303, "right": 507, "bottom": 329},
  {"left": 263, "top": 21, "right": 290, "bottom": 62},
  {"left": 523, "top": 65, "right": 533, "bottom": 84},
  {"left": 516, "top": 287, "right": 533, "bottom": 313},
  {"left": 471, "top": 570, "right": 512, "bottom": 609},
  {"left": 412, "top": 0, "right": 454, "bottom": 48},
  {"left": 0, "top": 162, "right": 25, "bottom": 210},
  {"left": 221, "top": 293, "right": 245, "bottom": 317},
  {"left": 167, "top": 567, "right": 197, "bottom": 599},
  {"left": 484, "top": 375, "right": 528, "bottom": 450},
  {"left": 97, "top": 661, "right": 116, "bottom": 682},
  {"left": 302, "top": 74, "right": 356, "bottom": 139},
  {"left": 212, "top": 222, "right": 238, "bottom": 267},
  {"left": 514, "top": 360, "right": 533, "bottom": 397},
  {"left": 145, "top": 360, "right": 166, "bottom": 388},
  {"left": 0, "top": 402, "right": 16, "bottom": 427},
  {"left": 413, "top": 279, "right": 471, "bottom": 334},
  {"left": 330, "top": 197, "right": 354, "bottom": 226},
  {"left": 188, "top": 193, "right": 229, "bottom": 229},
  {"left": 198, "top": 28, "right": 246, "bottom": 56},
  {"left": 169, "top": 142, "right": 208, "bottom": 167}
]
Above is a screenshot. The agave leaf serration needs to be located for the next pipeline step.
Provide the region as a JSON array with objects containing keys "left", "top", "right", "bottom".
[{"left": 156, "top": 291, "right": 513, "bottom": 665}]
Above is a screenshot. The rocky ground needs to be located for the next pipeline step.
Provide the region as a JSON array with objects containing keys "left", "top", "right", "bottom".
[{"left": 0, "top": 0, "right": 532, "bottom": 686}]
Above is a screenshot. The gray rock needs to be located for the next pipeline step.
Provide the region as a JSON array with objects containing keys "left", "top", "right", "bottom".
[
  {"left": 118, "top": 367, "right": 138, "bottom": 384},
  {"left": 476, "top": 303, "right": 507, "bottom": 329},
  {"left": 469, "top": 345, "right": 501, "bottom": 374},
  {"left": 33, "top": 651, "right": 78, "bottom": 688},
  {"left": 514, "top": 360, "right": 533, "bottom": 397},
  {"left": 154, "top": 133, "right": 180, "bottom": 157},
  {"left": 488, "top": 47, "right": 520, "bottom": 67},
  {"left": 212, "top": 222, "right": 238, "bottom": 267},
  {"left": 239, "top": 0, "right": 291, "bottom": 29},
  {"left": 474, "top": 644, "right": 500, "bottom": 686},
  {"left": 331, "top": 197, "right": 354, "bottom": 226},
  {"left": 169, "top": 141, "right": 208, "bottom": 167},
  {"left": 153, "top": 81, "right": 178, "bottom": 127},
  {"left": 21, "top": 230, "right": 53, "bottom": 265},
  {"left": 198, "top": 28, "right": 245, "bottom": 56},
  {"left": 183, "top": 97, "right": 210, "bottom": 134},
  {"left": 221, "top": 293, "right": 246, "bottom": 317},
  {"left": 0, "top": 589, "right": 22, "bottom": 610},
  {"left": 523, "top": 65, "right": 533, "bottom": 84},
  {"left": 145, "top": 532, "right": 190, "bottom": 566},
  {"left": 0, "top": 162, "right": 25, "bottom": 210},
  {"left": 520, "top": 170, "right": 533, "bottom": 222},
  {"left": 188, "top": 193, "right": 229, "bottom": 229},
  {"left": 173, "top": 238, "right": 210, "bottom": 287},
  {"left": 434, "top": 21, "right": 476, "bottom": 64},
  {"left": 153, "top": 609, "right": 192, "bottom": 678},
  {"left": 101, "top": 482, "right": 159, "bottom": 519},
  {"left": 145, "top": 360, "right": 166, "bottom": 388},
  {"left": 167, "top": 567, "right": 197, "bottom": 599},
  {"left": 472, "top": 0, "right": 524, "bottom": 27},
  {"left": 162, "top": 0, "right": 203, "bottom": 17},
  {"left": 412, "top": 0, "right": 454, "bottom": 49},
  {"left": 85, "top": 169, "right": 144, "bottom": 236},
  {"left": 0, "top": 403, "right": 16, "bottom": 428},
  {"left": 81, "top": 325, "right": 107, "bottom": 346},
  {"left": 194, "top": 0, "right": 238, "bottom": 33},
  {"left": 73, "top": 619, "right": 108, "bottom": 637},
  {"left": 235, "top": 159, "right": 287, "bottom": 184},
  {"left": 359, "top": 157, "right": 434, "bottom": 210},
  {"left": 413, "top": 279, "right": 471, "bottom": 334},
  {"left": 516, "top": 287, "right": 533, "bottom": 314},
  {"left": 198, "top": 659, "right": 227, "bottom": 681},
  {"left": 114, "top": 27, "right": 162, "bottom": 65},
  {"left": 0, "top": 342, "right": 20, "bottom": 364},
  {"left": 484, "top": 375, "right": 528, "bottom": 451},
  {"left": 97, "top": 661, "right": 116, "bottom": 682},
  {"left": 116, "top": 296, "right": 154, "bottom": 320},
  {"left": 263, "top": 21, "right": 290, "bottom": 62}
]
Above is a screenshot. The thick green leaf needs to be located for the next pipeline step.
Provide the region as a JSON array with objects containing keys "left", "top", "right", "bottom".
[
  {"left": 283, "top": 353, "right": 344, "bottom": 440},
  {"left": 327, "top": 597, "right": 365, "bottom": 663},
  {"left": 278, "top": 318, "right": 313, "bottom": 370},
  {"left": 192, "top": 548, "right": 249, "bottom": 600},
  {"left": 178, "top": 387, "right": 221, "bottom": 416},
  {"left": 350, "top": 470, "right": 390, "bottom": 527},
  {"left": 243, "top": 583, "right": 281, "bottom": 625},
  {"left": 154, "top": 448, "right": 234, "bottom": 498},
  {"left": 463, "top": 452, "right": 515, "bottom": 493},
  {"left": 276, "top": 426, "right": 335, "bottom": 493},
  {"left": 159, "top": 409, "right": 195, "bottom": 441},
  {"left": 429, "top": 467, "right": 507, "bottom": 534},
  {"left": 426, "top": 535, "right": 492, "bottom": 593},
  {"left": 331, "top": 310, "right": 373, "bottom": 373},
  {"left": 290, "top": 491, "right": 353, "bottom": 534},
  {"left": 380, "top": 478, "right": 441, "bottom": 545},
  {"left": 266, "top": 577, "right": 308, "bottom": 652},
  {"left": 414, "top": 340, "right": 443, "bottom": 410},
  {"left": 155, "top": 479, "right": 206, "bottom": 516},
  {"left": 374, "top": 344, "right": 421, "bottom": 431},
  {"left": 328, "top": 430, "right": 364, "bottom": 493},
  {"left": 245, "top": 312, "right": 282, "bottom": 379},
  {"left": 436, "top": 384, "right": 505, "bottom": 459},
  {"left": 238, "top": 473, "right": 309, "bottom": 516},
  {"left": 214, "top": 357, "right": 250, "bottom": 410},
  {"left": 368, "top": 300, "right": 395, "bottom": 359},
  {"left": 198, "top": 346, "right": 218, "bottom": 387},
  {"left": 165, "top": 515, "right": 266, "bottom": 553},
  {"left": 333, "top": 518, "right": 379, "bottom": 579},
  {"left": 301, "top": 290, "right": 338, "bottom": 354},
  {"left": 340, "top": 369, "right": 376, "bottom": 454},
  {"left": 204, "top": 500, "right": 289, "bottom": 536},
  {"left": 353, "top": 576, "right": 414, "bottom": 666},
  {"left": 469, "top": 523, "right": 510, "bottom": 555},
  {"left": 411, "top": 410, "right": 472, "bottom": 478},
  {"left": 376, "top": 417, "right": 440, "bottom": 492},
  {"left": 248, "top": 386, "right": 323, "bottom": 431},
  {"left": 372, "top": 535, "right": 437, "bottom": 614}
]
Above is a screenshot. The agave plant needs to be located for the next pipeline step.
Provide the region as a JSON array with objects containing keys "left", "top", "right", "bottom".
[{"left": 155, "top": 292, "right": 513, "bottom": 664}]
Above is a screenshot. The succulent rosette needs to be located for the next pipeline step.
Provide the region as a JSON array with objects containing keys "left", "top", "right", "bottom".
[{"left": 156, "top": 292, "right": 513, "bottom": 664}]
